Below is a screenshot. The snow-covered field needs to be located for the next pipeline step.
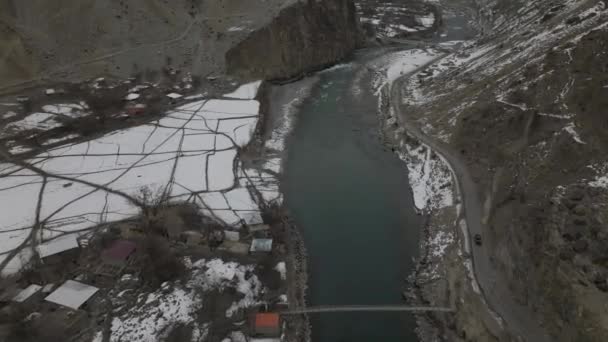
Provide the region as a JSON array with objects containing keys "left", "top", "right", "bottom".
[{"left": 0, "top": 81, "right": 280, "bottom": 274}]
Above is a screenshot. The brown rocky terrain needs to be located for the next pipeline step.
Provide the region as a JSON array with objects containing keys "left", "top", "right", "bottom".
[
  {"left": 395, "top": 0, "right": 608, "bottom": 340},
  {"left": 0, "top": 0, "right": 361, "bottom": 93}
]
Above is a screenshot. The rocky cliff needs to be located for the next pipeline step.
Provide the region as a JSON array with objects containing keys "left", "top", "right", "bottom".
[{"left": 225, "top": 0, "right": 361, "bottom": 81}]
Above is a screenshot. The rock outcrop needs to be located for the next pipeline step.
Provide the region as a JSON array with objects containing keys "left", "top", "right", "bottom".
[{"left": 225, "top": 0, "right": 361, "bottom": 81}]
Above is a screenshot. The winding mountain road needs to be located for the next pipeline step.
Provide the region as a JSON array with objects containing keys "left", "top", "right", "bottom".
[{"left": 389, "top": 62, "right": 552, "bottom": 342}]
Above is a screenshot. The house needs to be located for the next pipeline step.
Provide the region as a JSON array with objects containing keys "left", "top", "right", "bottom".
[
  {"left": 41, "top": 283, "right": 55, "bottom": 294},
  {"left": 166, "top": 92, "right": 183, "bottom": 100},
  {"left": 101, "top": 240, "right": 137, "bottom": 266},
  {"left": 181, "top": 230, "right": 204, "bottom": 246},
  {"left": 253, "top": 312, "right": 281, "bottom": 337},
  {"left": 224, "top": 230, "right": 240, "bottom": 242},
  {"left": 248, "top": 224, "right": 270, "bottom": 234},
  {"left": 118, "top": 223, "right": 145, "bottom": 239},
  {"left": 126, "top": 103, "right": 147, "bottom": 116},
  {"left": 37, "top": 235, "right": 80, "bottom": 261},
  {"left": 12, "top": 284, "right": 42, "bottom": 304},
  {"left": 220, "top": 241, "right": 249, "bottom": 255},
  {"left": 44, "top": 280, "right": 99, "bottom": 310},
  {"left": 12, "top": 284, "right": 43, "bottom": 310},
  {"left": 250, "top": 239, "right": 273, "bottom": 253}
]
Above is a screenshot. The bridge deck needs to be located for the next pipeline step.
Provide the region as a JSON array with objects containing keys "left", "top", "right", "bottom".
[{"left": 280, "top": 305, "right": 454, "bottom": 315}]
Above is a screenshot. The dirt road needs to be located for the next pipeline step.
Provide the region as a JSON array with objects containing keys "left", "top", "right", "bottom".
[{"left": 390, "top": 62, "right": 553, "bottom": 342}]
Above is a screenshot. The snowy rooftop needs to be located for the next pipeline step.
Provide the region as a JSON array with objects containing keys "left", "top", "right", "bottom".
[
  {"left": 36, "top": 235, "right": 79, "bottom": 258},
  {"left": 44, "top": 280, "right": 99, "bottom": 310},
  {"left": 250, "top": 239, "right": 273, "bottom": 252},
  {"left": 102, "top": 240, "right": 137, "bottom": 262},
  {"left": 13, "top": 284, "right": 42, "bottom": 302}
]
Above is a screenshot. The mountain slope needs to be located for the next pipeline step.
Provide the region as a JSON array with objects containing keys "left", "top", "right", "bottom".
[{"left": 397, "top": 0, "right": 608, "bottom": 340}]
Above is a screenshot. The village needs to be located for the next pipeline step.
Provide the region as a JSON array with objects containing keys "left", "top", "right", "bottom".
[
  {"left": 0, "top": 72, "right": 300, "bottom": 342},
  {"left": 0, "top": 201, "right": 291, "bottom": 341}
]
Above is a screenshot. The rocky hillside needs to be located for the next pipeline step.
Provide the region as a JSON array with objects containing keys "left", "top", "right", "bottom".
[
  {"left": 398, "top": 0, "right": 608, "bottom": 340},
  {"left": 225, "top": 0, "right": 361, "bottom": 80},
  {"left": 0, "top": 0, "right": 361, "bottom": 92}
]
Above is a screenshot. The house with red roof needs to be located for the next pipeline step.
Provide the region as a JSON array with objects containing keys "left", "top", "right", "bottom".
[
  {"left": 253, "top": 312, "right": 281, "bottom": 337},
  {"left": 101, "top": 240, "right": 137, "bottom": 266}
]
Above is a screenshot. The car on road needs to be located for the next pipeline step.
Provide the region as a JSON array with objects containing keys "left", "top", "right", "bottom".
[{"left": 474, "top": 234, "right": 482, "bottom": 246}]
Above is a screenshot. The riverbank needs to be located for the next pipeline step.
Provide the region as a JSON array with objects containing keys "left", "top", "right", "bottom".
[
  {"left": 380, "top": 0, "right": 608, "bottom": 340},
  {"left": 366, "top": 1, "right": 507, "bottom": 339},
  {"left": 377, "top": 72, "right": 500, "bottom": 341},
  {"left": 251, "top": 77, "right": 323, "bottom": 342}
]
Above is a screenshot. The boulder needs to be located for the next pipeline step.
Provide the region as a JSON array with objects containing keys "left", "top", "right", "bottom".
[
  {"left": 559, "top": 247, "right": 575, "bottom": 261},
  {"left": 572, "top": 240, "right": 588, "bottom": 253},
  {"left": 562, "top": 224, "right": 585, "bottom": 241},
  {"left": 568, "top": 189, "right": 585, "bottom": 201},
  {"left": 593, "top": 275, "right": 608, "bottom": 292},
  {"left": 572, "top": 204, "right": 587, "bottom": 216},
  {"left": 589, "top": 241, "right": 608, "bottom": 263},
  {"left": 573, "top": 218, "right": 587, "bottom": 226},
  {"left": 561, "top": 198, "right": 577, "bottom": 209}
]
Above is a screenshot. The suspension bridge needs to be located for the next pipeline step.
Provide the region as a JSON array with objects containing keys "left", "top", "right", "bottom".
[{"left": 279, "top": 305, "right": 454, "bottom": 315}]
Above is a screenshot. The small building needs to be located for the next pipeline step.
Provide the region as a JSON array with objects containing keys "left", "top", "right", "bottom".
[
  {"left": 224, "top": 230, "right": 240, "bottom": 242},
  {"left": 12, "top": 284, "right": 42, "bottom": 304},
  {"left": 126, "top": 103, "right": 147, "bottom": 116},
  {"left": 249, "top": 224, "right": 270, "bottom": 233},
  {"left": 220, "top": 241, "right": 249, "bottom": 255},
  {"left": 250, "top": 239, "right": 273, "bottom": 253},
  {"left": 181, "top": 230, "right": 204, "bottom": 246},
  {"left": 253, "top": 312, "right": 281, "bottom": 337},
  {"left": 44, "top": 280, "right": 99, "bottom": 310},
  {"left": 118, "top": 223, "right": 145, "bottom": 239},
  {"left": 37, "top": 235, "right": 79, "bottom": 260},
  {"left": 101, "top": 240, "right": 137, "bottom": 266},
  {"left": 166, "top": 92, "right": 183, "bottom": 99},
  {"left": 125, "top": 93, "right": 140, "bottom": 101},
  {"left": 41, "top": 283, "right": 55, "bottom": 293},
  {"left": 16, "top": 95, "right": 30, "bottom": 103}
]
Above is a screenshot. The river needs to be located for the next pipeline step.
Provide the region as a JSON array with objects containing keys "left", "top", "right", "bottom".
[
  {"left": 281, "top": 53, "right": 423, "bottom": 341},
  {"left": 276, "top": 1, "right": 478, "bottom": 340}
]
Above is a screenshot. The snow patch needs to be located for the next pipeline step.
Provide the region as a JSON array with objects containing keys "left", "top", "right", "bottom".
[
  {"left": 224, "top": 81, "right": 262, "bottom": 100},
  {"left": 274, "top": 262, "right": 286, "bottom": 280},
  {"left": 397, "top": 138, "right": 453, "bottom": 211},
  {"left": 563, "top": 123, "right": 586, "bottom": 144}
]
